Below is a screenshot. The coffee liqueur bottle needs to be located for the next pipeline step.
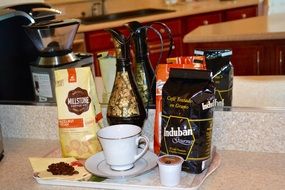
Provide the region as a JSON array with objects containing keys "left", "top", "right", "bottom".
[
  {"left": 106, "top": 28, "right": 146, "bottom": 128},
  {"left": 125, "top": 21, "right": 155, "bottom": 106}
]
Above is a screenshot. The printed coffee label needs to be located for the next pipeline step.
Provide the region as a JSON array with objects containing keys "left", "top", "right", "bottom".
[
  {"left": 55, "top": 67, "right": 103, "bottom": 160},
  {"left": 162, "top": 116, "right": 195, "bottom": 156},
  {"left": 161, "top": 68, "right": 215, "bottom": 174},
  {"left": 65, "top": 87, "right": 91, "bottom": 115}
]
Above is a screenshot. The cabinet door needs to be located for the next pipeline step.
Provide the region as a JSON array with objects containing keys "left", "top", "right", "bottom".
[
  {"left": 84, "top": 30, "right": 113, "bottom": 76},
  {"left": 148, "top": 37, "right": 182, "bottom": 69},
  {"left": 224, "top": 6, "right": 257, "bottom": 21},
  {"left": 85, "top": 30, "right": 113, "bottom": 52},
  {"left": 275, "top": 45, "right": 285, "bottom": 75},
  {"left": 232, "top": 45, "right": 264, "bottom": 75},
  {"left": 85, "top": 28, "right": 128, "bottom": 76},
  {"left": 187, "top": 42, "right": 264, "bottom": 76},
  {"left": 147, "top": 18, "right": 183, "bottom": 69},
  {"left": 186, "top": 12, "right": 222, "bottom": 32},
  {"left": 146, "top": 18, "right": 182, "bottom": 41}
]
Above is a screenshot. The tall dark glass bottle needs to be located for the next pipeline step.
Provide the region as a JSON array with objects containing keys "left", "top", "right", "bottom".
[
  {"left": 125, "top": 21, "right": 155, "bottom": 106},
  {"left": 106, "top": 28, "right": 146, "bottom": 128}
]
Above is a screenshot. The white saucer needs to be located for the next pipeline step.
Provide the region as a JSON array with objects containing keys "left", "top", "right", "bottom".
[{"left": 84, "top": 150, "right": 158, "bottom": 179}]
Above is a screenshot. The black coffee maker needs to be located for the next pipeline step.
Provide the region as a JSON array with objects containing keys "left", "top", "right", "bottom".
[
  {"left": 0, "top": 4, "right": 93, "bottom": 104},
  {"left": 0, "top": 8, "right": 38, "bottom": 102}
]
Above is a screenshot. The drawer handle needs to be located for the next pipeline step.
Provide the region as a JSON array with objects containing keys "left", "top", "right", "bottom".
[
  {"left": 148, "top": 42, "right": 171, "bottom": 49},
  {"left": 280, "top": 50, "right": 283, "bottom": 74},
  {"left": 256, "top": 50, "right": 260, "bottom": 75},
  {"left": 150, "top": 46, "right": 174, "bottom": 54},
  {"left": 159, "top": 28, "right": 166, "bottom": 34},
  {"left": 241, "top": 13, "right": 247, "bottom": 19},
  {"left": 203, "top": 20, "right": 209, "bottom": 25}
]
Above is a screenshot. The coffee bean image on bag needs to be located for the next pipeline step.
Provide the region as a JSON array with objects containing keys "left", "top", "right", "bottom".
[
  {"left": 160, "top": 68, "right": 215, "bottom": 174},
  {"left": 194, "top": 49, "right": 233, "bottom": 107},
  {"left": 55, "top": 67, "right": 103, "bottom": 160}
]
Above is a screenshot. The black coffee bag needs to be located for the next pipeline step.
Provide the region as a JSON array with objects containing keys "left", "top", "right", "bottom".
[
  {"left": 194, "top": 49, "right": 233, "bottom": 106},
  {"left": 160, "top": 68, "right": 215, "bottom": 174}
]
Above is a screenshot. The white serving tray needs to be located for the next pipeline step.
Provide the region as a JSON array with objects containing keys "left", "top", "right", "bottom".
[{"left": 34, "top": 150, "right": 221, "bottom": 190}]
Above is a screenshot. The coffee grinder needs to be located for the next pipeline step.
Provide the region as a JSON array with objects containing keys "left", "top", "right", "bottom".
[{"left": 24, "top": 19, "right": 93, "bottom": 103}]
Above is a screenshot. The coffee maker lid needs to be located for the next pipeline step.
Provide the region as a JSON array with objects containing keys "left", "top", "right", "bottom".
[
  {"left": 26, "top": 19, "right": 80, "bottom": 29},
  {"left": 0, "top": 8, "right": 34, "bottom": 23},
  {"left": 23, "top": 18, "right": 80, "bottom": 58}
]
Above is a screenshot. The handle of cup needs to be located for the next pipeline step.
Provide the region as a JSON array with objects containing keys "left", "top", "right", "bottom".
[{"left": 134, "top": 135, "right": 149, "bottom": 162}]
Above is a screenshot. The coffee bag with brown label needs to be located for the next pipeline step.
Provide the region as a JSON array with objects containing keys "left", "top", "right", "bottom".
[
  {"left": 160, "top": 68, "right": 215, "bottom": 174},
  {"left": 55, "top": 67, "right": 103, "bottom": 159}
]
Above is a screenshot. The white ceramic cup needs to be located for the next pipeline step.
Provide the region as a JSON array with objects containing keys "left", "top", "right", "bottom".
[
  {"left": 97, "top": 124, "right": 149, "bottom": 171},
  {"left": 157, "top": 155, "right": 184, "bottom": 187}
]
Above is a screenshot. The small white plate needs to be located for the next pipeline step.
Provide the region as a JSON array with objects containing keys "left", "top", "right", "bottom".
[{"left": 84, "top": 150, "right": 158, "bottom": 179}]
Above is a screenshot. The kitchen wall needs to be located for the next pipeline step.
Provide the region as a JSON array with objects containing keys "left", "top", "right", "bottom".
[{"left": 267, "top": 0, "right": 285, "bottom": 14}]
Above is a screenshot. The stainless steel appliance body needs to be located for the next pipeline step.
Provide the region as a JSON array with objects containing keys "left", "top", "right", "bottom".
[
  {"left": 25, "top": 19, "right": 93, "bottom": 103},
  {"left": 30, "top": 53, "right": 93, "bottom": 102}
]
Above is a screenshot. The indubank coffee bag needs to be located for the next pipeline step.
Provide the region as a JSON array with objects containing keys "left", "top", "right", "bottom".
[
  {"left": 54, "top": 67, "right": 103, "bottom": 159},
  {"left": 160, "top": 68, "right": 215, "bottom": 174},
  {"left": 194, "top": 49, "right": 233, "bottom": 106},
  {"left": 154, "top": 56, "right": 206, "bottom": 154}
]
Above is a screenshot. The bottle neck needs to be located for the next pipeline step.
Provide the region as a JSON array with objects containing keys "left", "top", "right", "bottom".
[
  {"left": 135, "top": 53, "right": 149, "bottom": 63},
  {"left": 116, "top": 58, "right": 132, "bottom": 71}
]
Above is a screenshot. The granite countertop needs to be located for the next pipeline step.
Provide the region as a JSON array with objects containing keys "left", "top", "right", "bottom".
[
  {"left": 0, "top": 138, "right": 284, "bottom": 190},
  {"left": 77, "top": 0, "right": 261, "bottom": 33},
  {"left": 233, "top": 76, "right": 285, "bottom": 107},
  {"left": 183, "top": 13, "right": 285, "bottom": 43}
]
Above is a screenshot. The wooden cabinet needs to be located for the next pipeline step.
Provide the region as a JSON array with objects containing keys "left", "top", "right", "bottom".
[
  {"left": 148, "top": 37, "right": 183, "bottom": 68},
  {"left": 275, "top": 45, "right": 285, "bottom": 75},
  {"left": 85, "top": 18, "right": 183, "bottom": 75},
  {"left": 187, "top": 42, "right": 263, "bottom": 75},
  {"left": 183, "top": 12, "right": 223, "bottom": 55},
  {"left": 146, "top": 18, "right": 183, "bottom": 67},
  {"left": 223, "top": 6, "right": 258, "bottom": 21},
  {"left": 185, "top": 12, "right": 222, "bottom": 32},
  {"left": 187, "top": 40, "right": 285, "bottom": 76},
  {"left": 85, "top": 27, "right": 128, "bottom": 76},
  {"left": 84, "top": 5, "right": 260, "bottom": 76},
  {"left": 85, "top": 29, "right": 112, "bottom": 76},
  {"left": 85, "top": 30, "right": 113, "bottom": 52}
]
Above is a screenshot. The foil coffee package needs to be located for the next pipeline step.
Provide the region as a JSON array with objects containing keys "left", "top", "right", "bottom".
[
  {"left": 54, "top": 67, "right": 103, "bottom": 159},
  {"left": 153, "top": 56, "right": 207, "bottom": 155},
  {"left": 160, "top": 68, "right": 215, "bottom": 174},
  {"left": 194, "top": 49, "right": 233, "bottom": 106}
]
